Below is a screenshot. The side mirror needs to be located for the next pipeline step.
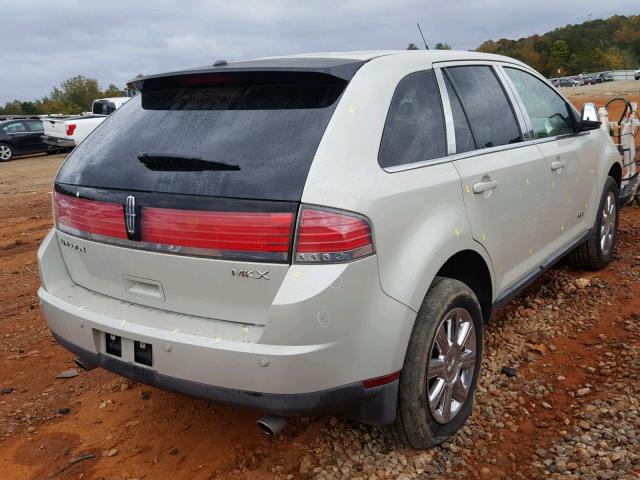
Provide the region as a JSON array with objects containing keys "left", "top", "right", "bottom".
[{"left": 580, "top": 103, "right": 601, "bottom": 131}]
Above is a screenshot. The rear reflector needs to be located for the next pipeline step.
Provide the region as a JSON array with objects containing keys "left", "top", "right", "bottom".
[
  {"left": 141, "top": 207, "right": 293, "bottom": 259},
  {"left": 294, "top": 207, "right": 373, "bottom": 263},
  {"left": 363, "top": 371, "right": 401, "bottom": 389},
  {"left": 66, "top": 124, "right": 77, "bottom": 136},
  {"left": 53, "top": 192, "right": 126, "bottom": 239}
]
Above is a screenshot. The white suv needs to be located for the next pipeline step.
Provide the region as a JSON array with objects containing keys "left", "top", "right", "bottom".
[{"left": 38, "top": 50, "right": 622, "bottom": 448}]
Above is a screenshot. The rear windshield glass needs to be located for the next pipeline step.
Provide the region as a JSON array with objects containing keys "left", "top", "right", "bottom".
[{"left": 56, "top": 72, "right": 348, "bottom": 201}]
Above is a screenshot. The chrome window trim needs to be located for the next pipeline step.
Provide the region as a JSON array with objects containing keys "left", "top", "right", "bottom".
[{"left": 434, "top": 68, "right": 456, "bottom": 155}]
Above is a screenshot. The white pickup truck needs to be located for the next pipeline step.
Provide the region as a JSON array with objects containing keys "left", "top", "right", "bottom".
[{"left": 42, "top": 97, "right": 130, "bottom": 149}]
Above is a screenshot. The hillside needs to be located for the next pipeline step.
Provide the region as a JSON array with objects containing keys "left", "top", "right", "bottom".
[{"left": 477, "top": 14, "right": 640, "bottom": 77}]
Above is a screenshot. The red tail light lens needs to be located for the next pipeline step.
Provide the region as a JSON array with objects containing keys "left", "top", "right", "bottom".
[
  {"left": 66, "top": 124, "right": 77, "bottom": 136},
  {"left": 53, "top": 192, "right": 126, "bottom": 239},
  {"left": 141, "top": 207, "right": 293, "bottom": 260},
  {"left": 294, "top": 207, "right": 374, "bottom": 263}
]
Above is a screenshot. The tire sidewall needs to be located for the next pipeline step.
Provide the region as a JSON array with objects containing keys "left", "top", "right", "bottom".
[{"left": 400, "top": 279, "right": 484, "bottom": 447}]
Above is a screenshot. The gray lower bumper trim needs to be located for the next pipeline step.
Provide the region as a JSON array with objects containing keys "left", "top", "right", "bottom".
[{"left": 51, "top": 332, "right": 398, "bottom": 426}]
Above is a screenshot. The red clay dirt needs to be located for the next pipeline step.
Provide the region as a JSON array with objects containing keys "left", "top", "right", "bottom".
[{"left": 0, "top": 86, "right": 638, "bottom": 479}]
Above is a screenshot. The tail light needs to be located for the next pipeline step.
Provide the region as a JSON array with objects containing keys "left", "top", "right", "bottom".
[
  {"left": 52, "top": 191, "right": 374, "bottom": 264},
  {"left": 141, "top": 207, "right": 293, "bottom": 261},
  {"left": 66, "top": 124, "right": 77, "bottom": 136},
  {"left": 53, "top": 192, "right": 127, "bottom": 239},
  {"left": 294, "top": 207, "right": 374, "bottom": 263}
]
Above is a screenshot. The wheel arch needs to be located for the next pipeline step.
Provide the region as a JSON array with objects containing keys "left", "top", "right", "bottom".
[
  {"left": 434, "top": 249, "right": 494, "bottom": 323},
  {"left": 608, "top": 161, "right": 622, "bottom": 189}
]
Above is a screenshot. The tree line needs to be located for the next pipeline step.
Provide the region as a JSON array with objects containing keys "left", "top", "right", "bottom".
[
  {"left": 476, "top": 14, "right": 640, "bottom": 77},
  {"left": 0, "top": 76, "right": 126, "bottom": 116}
]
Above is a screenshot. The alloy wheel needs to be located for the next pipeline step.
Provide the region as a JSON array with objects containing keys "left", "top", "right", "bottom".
[
  {"left": 600, "top": 191, "right": 616, "bottom": 256},
  {"left": 427, "top": 307, "right": 477, "bottom": 424},
  {"left": 0, "top": 145, "right": 12, "bottom": 161}
]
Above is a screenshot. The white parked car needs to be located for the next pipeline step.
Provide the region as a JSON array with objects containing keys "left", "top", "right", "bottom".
[
  {"left": 38, "top": 50, "right": 622, "bottom": 447},
  {"left": 42, "top": 97, "right": 130, "bottom": 149},
  {"left": 634, "top": 69, "right": 640, "bottom": 80}
]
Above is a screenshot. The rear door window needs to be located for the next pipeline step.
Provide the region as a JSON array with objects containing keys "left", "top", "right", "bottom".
[
  {"left": 444, "top": 66, "right": 522, "bottom": 149},
  {"left": 26, "top": 121, "right": 44, "bottom": 132},
  {"left": 56, "top": 72, "right": 349, "bottom": 201},
  {"left": 378, "top": 70, "right": 446, "bottom": 168},
  {"left": 504, "top": 68, "right": 575, "bottom": 138}
]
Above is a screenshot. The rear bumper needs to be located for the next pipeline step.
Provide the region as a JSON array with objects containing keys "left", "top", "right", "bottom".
[
  {"left": 38, "top": 229, "right": 415, "bottom": 425},
  {"left": 42, "top": 135, "right": 75, "bottom": 147},
  {"left": 50, "top": 330, "right": 397, "bottom": 424}
]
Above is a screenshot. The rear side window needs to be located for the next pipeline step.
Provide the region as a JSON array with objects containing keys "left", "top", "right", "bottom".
[
  {"left": 505, "top": 68, "right": 575, "bottom": 139},
  {"left": 56, "top": 72, "right": 348, "bottom": 201},
  {"left": 445, "top": 66, "right": 521, "bottom": 149},
  {"left": 379, "top": 70, "right": 446, "bottom": 168},
  {"left": 92, "top": 101, "right": 117, "bottom": 115},
  {"left": 26, "top": 121, "right": 44, "bottom": 132}
]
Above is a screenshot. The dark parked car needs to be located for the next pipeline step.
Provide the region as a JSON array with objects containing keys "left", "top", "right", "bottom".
[
  {"left": 582, "top": 76, "right": 597, "bottom": 85},
  {"left": 0, "top": 119, "right": 56, "bottom": 162},
  {"left": 596, "top": 72, "right": 614, "bottom": 83},
  {"left": 557, "top": 77, "right": 574, "bottom": 87}
]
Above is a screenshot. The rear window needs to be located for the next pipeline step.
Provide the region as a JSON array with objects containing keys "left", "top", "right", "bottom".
[
  {"left": 92, "top": 101, "right": 117, "bottom": 115},
  {"left": 56, "top": 72, "right": 348, "bottom": 201}
]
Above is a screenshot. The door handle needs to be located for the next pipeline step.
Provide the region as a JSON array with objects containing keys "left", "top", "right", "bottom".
[
  {"left": 472, "top": 179, "right": 498, "bottom": 194},
  {"left": 551, "top": 159, "right": 567, "bottom": 171}
]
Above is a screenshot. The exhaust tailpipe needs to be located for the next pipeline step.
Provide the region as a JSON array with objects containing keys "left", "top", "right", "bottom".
[
  {"left": 74, "top": 357, "right": 97, "bottom": 371},
  {"left": 257, "top": 415, "right": 287, "bottom": 436}
]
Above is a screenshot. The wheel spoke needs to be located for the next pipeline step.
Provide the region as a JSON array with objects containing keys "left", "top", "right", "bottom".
[
  {"left": 428, "top": 357, "right": 446, "bottom": 380},
  {"left": 434, "top": 324, "right": 451, "bottom": 355},
  {"left": 429, "top": 378, "right": 445, "bottom": 406},
  {"left": 460, "top": 350, "right": 476, "bottom": 370},
  {"left": 456, "top": 320, "right": 472, "bottom": 348},
  {"left": 451, "top": 377, "right": 467, "bottom": 403}
]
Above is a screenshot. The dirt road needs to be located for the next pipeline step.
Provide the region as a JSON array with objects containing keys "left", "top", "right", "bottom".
[{"left": 0, "top": 87, "right": 638, "bottom": 479}]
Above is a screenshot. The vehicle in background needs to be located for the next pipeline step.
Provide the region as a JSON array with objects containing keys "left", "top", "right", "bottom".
[
  {"left": 557, "top": 77, "right": 574, "bottom": 87},
  {"left": 42, "top": 97, "right": 129, "bottom": 150},
  {"left": 550, "top": 78, "right": 560, "bottom": 87},
  {"left": 582, "top": 76, "right": 597, "bottom": 85},
  {"left": 634, "top": 69, "right": 640, "bottom": 80},
  {"left": 0, "top": 118, "right": 59, "bottom": 162},
  {"left": 596, "top": 72, "right": 614, "bottom": 83}
]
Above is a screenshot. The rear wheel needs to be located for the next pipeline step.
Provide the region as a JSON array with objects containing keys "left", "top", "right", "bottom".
[
  {"left": 0, "top": 143, "right": 13, "bottom": 162},
  {"left": 567, "top": 176, "right": 619, "bottom": 269},
  {"left": 384, "top": 277, "right": 483, "bottom": 448}
]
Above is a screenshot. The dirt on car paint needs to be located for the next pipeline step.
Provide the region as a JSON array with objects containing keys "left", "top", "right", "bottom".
[{"left": 0, "top": 84, "right": 638, "bottom": 479}]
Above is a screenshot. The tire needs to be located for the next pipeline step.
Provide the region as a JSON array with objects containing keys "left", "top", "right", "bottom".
[
  {"left": 567, "top": 176, "right": 619, "bottom": 270},
  {"left": 0, "top": 143, "right": 14, "bottom": 162},
  {"left": 383, "top": 277, "right": 483, "bottom": 448}
]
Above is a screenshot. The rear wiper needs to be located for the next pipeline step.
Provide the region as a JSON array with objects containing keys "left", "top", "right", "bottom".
[{"left": 137, "top": 153, "right": 240, "bottom": 171}]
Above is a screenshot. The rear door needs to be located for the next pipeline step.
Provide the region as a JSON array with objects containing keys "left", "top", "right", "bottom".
[
  {"left": 437, "top": 63, "right": 548, "bottom": 295},
  {"left": 53, "top": 70, "right": 352, "bottom": 325},
  {"left": 501, "top": 66, "right": 596, "bottom": 256},
  {"left": 1, "top": 121, "right": 31, "bottom": 153}
]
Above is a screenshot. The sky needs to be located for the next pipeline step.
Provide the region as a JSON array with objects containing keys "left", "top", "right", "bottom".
[{"left": 1, "top": 0, "right": 638, "bottom": 104}]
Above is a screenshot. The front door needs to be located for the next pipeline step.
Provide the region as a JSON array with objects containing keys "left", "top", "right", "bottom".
[{"left": 502, "top": 66, "right": 597, "bottom": 257}]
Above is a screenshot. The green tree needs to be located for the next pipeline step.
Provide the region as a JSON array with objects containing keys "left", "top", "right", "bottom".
[
  {"left": 406, "top": 43, "right": 419, "bottom": 50},
  {"left": 434, "top": 42, "right": 451, "bottom": 50},
  {"left": 103, "top": 84, "right": 126, "bottom": 97},
  {"left": 548, "top": 40, "right": 570, "bottom": 74},
  {"left": 50, "top": 76, "right": 102, "bottom": 112}
]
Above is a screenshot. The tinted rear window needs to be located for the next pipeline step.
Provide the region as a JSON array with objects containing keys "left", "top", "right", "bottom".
[
  {"left": 56, "top": 72, "right": 348, "bottom": 201},
  {"left": 378, "top": 70, "right": 446, "bottom": 168}
]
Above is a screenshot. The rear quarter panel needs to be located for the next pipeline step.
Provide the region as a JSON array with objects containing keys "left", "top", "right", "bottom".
[{"left": 301, "top": 55, "right": 496, "bottom": 312}]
